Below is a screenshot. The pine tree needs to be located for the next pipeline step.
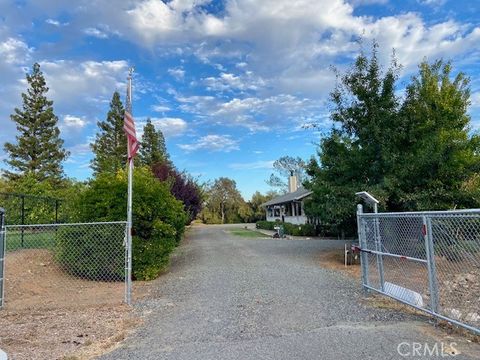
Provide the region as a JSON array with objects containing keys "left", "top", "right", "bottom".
[
  {"left": 139, "top": 118, "right": 168, "bottom": 166},
  {"left": 3, "top": 63, "right": 69, "bottom": 183},
  {"left": 91, "top": 91, "right": 127, "bottom": 174}
]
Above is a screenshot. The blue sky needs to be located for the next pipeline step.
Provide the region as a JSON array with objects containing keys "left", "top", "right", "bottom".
[{"left": 0, "top": 0, "right": 479, "bottom": 199}]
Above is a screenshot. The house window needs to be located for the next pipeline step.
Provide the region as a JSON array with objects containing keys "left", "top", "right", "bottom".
[
  {"left": 297, "top": 203, "right": 302, "bottom": 216},
  {"left": 274, "top": 208, "right": 280, "bottom": 217}
]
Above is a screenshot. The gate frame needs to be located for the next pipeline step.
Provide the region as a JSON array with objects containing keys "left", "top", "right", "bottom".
[{"left": 357, "top": 207, "right": 480, "bottom": 335}]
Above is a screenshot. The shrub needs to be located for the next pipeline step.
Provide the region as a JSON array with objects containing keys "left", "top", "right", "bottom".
[
  {"left": 256, "top": 220, "right": 317, "bottom": 236},
  {"left": 132, "top": 221, "right": 177, "bottom": 280},
  {"left": 56, "top": 167, "right": 187, "bottom": 280},
  {"left": 256, "top": 220, "right": 276, "bottom": 230},
  {"left": 55, "top": 223, "right": 125, "bottom": 280}
]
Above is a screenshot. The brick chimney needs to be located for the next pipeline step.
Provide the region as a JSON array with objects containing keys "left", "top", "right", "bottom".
[{"left": 288, "top": 170, "right": 298, "bottom": 193}]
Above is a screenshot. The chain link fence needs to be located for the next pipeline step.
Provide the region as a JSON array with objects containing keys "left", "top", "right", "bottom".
[
  {"left": 0, "top": 192, "right": 63, "bottom": 225},
  {"left": 1, "top": 221, "right": 129, "bottom": 310},
  {"left": 357, "top": 207, "right": 480, "bottom": 335}
]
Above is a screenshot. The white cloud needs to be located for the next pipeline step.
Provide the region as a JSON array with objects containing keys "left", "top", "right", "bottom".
[
  {"left": 84, "top": 27, "right": 109, "bottom": 39},
  {"left": 46, "top": 18, "right": 69, "bottom": 27},
  {"left": 417, "top": 0, "right": 446, "bottom": 6},
  {"left": 151, "top": 104, "right": 171, "bottom": 112},
  {"left": 151, "top": 117, "right": 188, "bottom": 137},
  {"left": 62, "top": 115, "right": 87, "bottom": 129},
  {"left": 0, "top": 37, "right": 33, "bottom": 64},
  {"left": 168, "top": 67, "right": 186, "bottom": 80},
  {"left": 471, "top": 92, "right": 480, "bottom": 108},
  {"left": 39, "top": 60, "right": 129, "bottom": 114},
  {"left": 203, "top": 71, "right": 266, "bottom": 92},
  {"left": 178, "top": 134, "right": 240, "bottom": 152},
  {"left": 229, "top": 160, "right": 274, "bottom": 170}
]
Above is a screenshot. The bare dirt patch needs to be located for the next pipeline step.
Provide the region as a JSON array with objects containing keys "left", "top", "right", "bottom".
[{"left": 0, "top": 249, "right": 153, "bottom": 359}]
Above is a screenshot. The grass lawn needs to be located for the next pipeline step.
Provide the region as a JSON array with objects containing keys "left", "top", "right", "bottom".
[
  {"left": 5, "top": 230, "right": 56, "bottom": 251},
  {"left": 229, "top": 228, "right": 267, "bottom": 238}
]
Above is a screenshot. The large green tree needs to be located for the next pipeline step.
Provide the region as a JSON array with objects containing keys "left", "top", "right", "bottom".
[
  {"left": 91, "top": 91, "right": 127, "bottom": 174},
  {"left": 139, "top": 118, "right": 168, "bottom": 167},
  {"left": 386, "top": 60, "right": 480, "bottom": 210},
  {"left": 3, "top": 63, "right": 69, "bottom": 183},
  {"left": 305, "top": 43, "right": 399, "bottom": 235}
]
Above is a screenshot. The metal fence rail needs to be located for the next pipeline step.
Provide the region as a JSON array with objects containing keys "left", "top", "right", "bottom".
[
  {"left": 0, "top": 192, "right": 63, "bottom": 225},
  {"left": 357, "top": 206, "right": 480, "bottom": 335},
  {"left": 2, "top": 221, "right": 129, "bottom": 310}
]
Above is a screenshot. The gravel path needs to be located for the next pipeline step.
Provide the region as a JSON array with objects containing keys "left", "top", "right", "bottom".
[{"left": 101, "top": 224, "right": 480, "bottom": 360}]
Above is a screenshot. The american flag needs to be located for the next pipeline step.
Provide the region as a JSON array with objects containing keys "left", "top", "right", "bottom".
[{"left": 124, "top": 110, "right": 139, "bottom": 160}]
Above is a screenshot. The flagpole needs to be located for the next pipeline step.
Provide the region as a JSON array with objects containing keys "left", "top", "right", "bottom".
[{"left": 126, "top": 67, "right": 134, "bottom": 306}]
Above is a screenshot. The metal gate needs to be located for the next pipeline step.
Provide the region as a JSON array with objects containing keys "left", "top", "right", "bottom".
[
  {"left": 356, "top": 205, "right": 480, "bottom": 335},
  {"left": 0, "top": 208, "right": 5, "bottom": 308}
]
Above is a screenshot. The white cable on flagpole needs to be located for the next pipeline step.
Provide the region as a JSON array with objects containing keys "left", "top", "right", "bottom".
[{"left": 126, "top": 67, "right": 134, "bottom": 306}]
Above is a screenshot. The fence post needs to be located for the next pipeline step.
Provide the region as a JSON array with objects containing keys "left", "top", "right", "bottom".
[
  {"left": 55, "top": 200, "right": 59, "bottom": 224},
  {"left": 357, "top": 204, "right": 369, "bottom": 292},
  {"left": 424, "top": 215, "right": 439, "bottom": 314},
  {"left": 0, "top": 208, "right": 5, "bottom": 309},
  {"left": 374, "top": 215, "right": 385, "bottom": 292},
  {"left": 21, "top": 195, "right": 25, "bottom": 247}
]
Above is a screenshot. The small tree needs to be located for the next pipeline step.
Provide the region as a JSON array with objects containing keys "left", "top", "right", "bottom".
[
  {"left": 4, "top": 63, "right": 69, "bottom": 183},
  {"left": 91, "top": 91, "right": 127, "bottom": 174},
  {"left": 152, "top": 162, "right": 203, "bottom": 224},
  {"left": 139, "top": 119, "right": 168, "bottom": 166}
]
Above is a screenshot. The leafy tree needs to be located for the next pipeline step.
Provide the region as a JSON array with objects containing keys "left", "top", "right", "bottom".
[
  {"left": 305, "top": 42, "right": 400, "bottom": 236},
  {"left": 386, "top": 60, "right": 480, "bottom": 210},
  {"left": 91, "top": 91, "right": 127, "bottom": 174},
  {"left": 152, "top": 162, "right": 203, "bottom": 224},
  {"left": 266, "top": 156, "right": 306, "bottom": 192},
  {"left": 246, "top": 191, "right": 278, "bottom": 222},
  {"left": 201, "top": 177, "right": 246, "bottom": 224},
  {"left": 139, "top": 119, "right": 168, "bottom": 166},
  {"left": 3, "top": 63, "right": 69, "bottom": 183}
]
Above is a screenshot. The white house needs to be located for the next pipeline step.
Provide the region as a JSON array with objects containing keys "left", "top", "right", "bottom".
[{"left": 262, "top": 172, "right": 312, "bottom": 225}]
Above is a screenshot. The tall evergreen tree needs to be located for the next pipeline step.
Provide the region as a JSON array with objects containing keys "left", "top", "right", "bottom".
[
  {"left": 91, "top": 91, "right": 127, "bottom": 174},
  {"left": 139, "top": 118, "right": 168, "bottom": 166},
  {"left": 3, "top": 63, "right": 69, "bottom": 183}
]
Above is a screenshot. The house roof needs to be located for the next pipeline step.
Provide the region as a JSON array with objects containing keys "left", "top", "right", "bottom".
[{"left": 262, "top": 187, "right": 312, "bottom": 207}]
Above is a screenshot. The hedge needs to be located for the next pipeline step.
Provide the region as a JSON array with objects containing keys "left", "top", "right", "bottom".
[{"left": 256, "top": 220, "right": 317, "bottom": 236}]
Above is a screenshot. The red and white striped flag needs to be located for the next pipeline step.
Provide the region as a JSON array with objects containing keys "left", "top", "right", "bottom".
[{"left": 123, "top": 111, "right": 139, "bottom": 160}]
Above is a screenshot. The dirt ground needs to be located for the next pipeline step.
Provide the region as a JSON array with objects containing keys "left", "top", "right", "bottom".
[{"left": 0, "top": 249, "right": 154, "bottom": 360}]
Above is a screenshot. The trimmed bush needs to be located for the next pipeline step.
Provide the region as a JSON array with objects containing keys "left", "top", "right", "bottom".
[
  {"left": 56, "top": 167, "right": 187, "bottom": 280},
  {"left": 256, "top": 220, "right": 317, "bottom": 236},
  {"left": 256, "top": 220, "right": 276, "bottom": 230}
]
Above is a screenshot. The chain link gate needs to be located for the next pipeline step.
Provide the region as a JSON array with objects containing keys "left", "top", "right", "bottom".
[{"left": 356, "top": 205, "right": 480, "bottom": 335}]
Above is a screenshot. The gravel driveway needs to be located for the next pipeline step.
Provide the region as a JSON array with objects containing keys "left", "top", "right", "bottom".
[{"left": 101, "top": 224, "right": 480, "bottom": 360}]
